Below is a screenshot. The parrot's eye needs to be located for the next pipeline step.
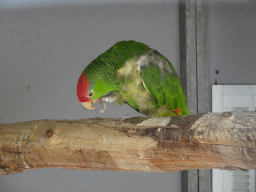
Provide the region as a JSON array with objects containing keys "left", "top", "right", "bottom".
[{"left": 88, "top": 92, "right": 94, "bottom": 98}]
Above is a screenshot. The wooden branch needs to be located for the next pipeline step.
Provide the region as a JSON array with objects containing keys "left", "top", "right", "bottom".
[{"left": 0, "top": 111, "right": 256, "bottom": 175}]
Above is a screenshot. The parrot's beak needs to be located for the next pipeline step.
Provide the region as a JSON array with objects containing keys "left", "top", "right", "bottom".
[
  {"left": 81, "top": 99, "right": 98, "bottom": 110},
  {"left": 81, "top": 97, "right": 107, "bottom": 113}
]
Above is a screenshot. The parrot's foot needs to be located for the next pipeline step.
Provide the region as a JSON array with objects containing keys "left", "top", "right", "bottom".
[
  {"left": 95, "top": 94, "right": 117, "bottom": 113},
  {"left": 101, "top": 95, "right": 117, "bottom": 103},
  {"left": 120, "top": 114, "right": 131, "bottom": 122},
  {"left": 96, "top": 98, "right": 107, "bottom": 113}
]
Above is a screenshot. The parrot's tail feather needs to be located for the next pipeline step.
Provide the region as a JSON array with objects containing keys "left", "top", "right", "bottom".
[{"left": 174, "top": 111, "right": 179, "bottom": 116}]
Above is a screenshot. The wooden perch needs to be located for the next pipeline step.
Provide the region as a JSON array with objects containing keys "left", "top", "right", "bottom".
[{"left": 0, "top": 111, "right": 256, "bottom": 175}]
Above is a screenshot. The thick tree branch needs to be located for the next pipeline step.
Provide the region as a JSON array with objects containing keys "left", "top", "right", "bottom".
[{"left": 0, "top": 111, "right": 256, "bottom": 175}]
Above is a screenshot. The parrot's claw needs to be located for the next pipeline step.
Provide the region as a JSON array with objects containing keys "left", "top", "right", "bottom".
[
  {"left": 96, "top": 98, "right": 107, "bottom": 113},
  {"left": 101, "top": 95, "right": 117, "bottom": 103}
]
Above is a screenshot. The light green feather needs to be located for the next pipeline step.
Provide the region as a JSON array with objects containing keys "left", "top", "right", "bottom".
[{"left": 83, "top": 40, "right": 148, "bottom": 100}]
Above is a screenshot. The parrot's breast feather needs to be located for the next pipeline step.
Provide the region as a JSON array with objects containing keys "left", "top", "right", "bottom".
[{"left": 115, "top": 56, "right": 158, "bottom": 114}]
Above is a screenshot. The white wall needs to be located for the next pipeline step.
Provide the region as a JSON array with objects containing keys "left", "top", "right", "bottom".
[
  {"left": 208, "top": 0, "right": 256, "bottom": 112},
  {"left": 0, "top": 1, "right": 181, "bottom": 192},
  {"left": 208, "top": 1, "right": 256, "bottom": 190},
  {"left": 0, "top": 1, "right": 180, "bottom": 124}
]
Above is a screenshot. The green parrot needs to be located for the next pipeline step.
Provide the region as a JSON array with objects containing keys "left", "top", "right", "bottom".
[{"left": 77, "top": 40, "right": 189, "bottom": 117}]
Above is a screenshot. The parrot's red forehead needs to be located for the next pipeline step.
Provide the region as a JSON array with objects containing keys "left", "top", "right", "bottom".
[{"left": 77, "top": 72, "right": 91, "bottom": 102}]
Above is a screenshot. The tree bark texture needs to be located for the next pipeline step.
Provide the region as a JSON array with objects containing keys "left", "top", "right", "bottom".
[{"left": 0, "top": 111, "right": 256, "bottom": 175}]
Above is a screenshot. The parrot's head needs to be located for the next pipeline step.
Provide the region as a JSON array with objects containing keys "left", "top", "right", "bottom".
[{"left": 77, "top": 72, "right": 98, "bottom": 111}]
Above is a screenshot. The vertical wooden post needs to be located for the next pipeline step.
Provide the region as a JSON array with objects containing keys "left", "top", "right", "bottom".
[
  {"left": 181, "top": 0, "right": 199, "bottom": 191},
  {"left": 185, "top": 0, "right": 197, "bottom": 116},
  {"left": 180, "top": 0, "right": 210, "bottom": 191},
  {"left": 196, "top": 0, "right": 210, "bottom": 191}
]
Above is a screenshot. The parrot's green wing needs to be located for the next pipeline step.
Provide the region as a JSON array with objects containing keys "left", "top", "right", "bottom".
[{"left": 139, "top": 50, "right": 189, "bottom": 117}]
